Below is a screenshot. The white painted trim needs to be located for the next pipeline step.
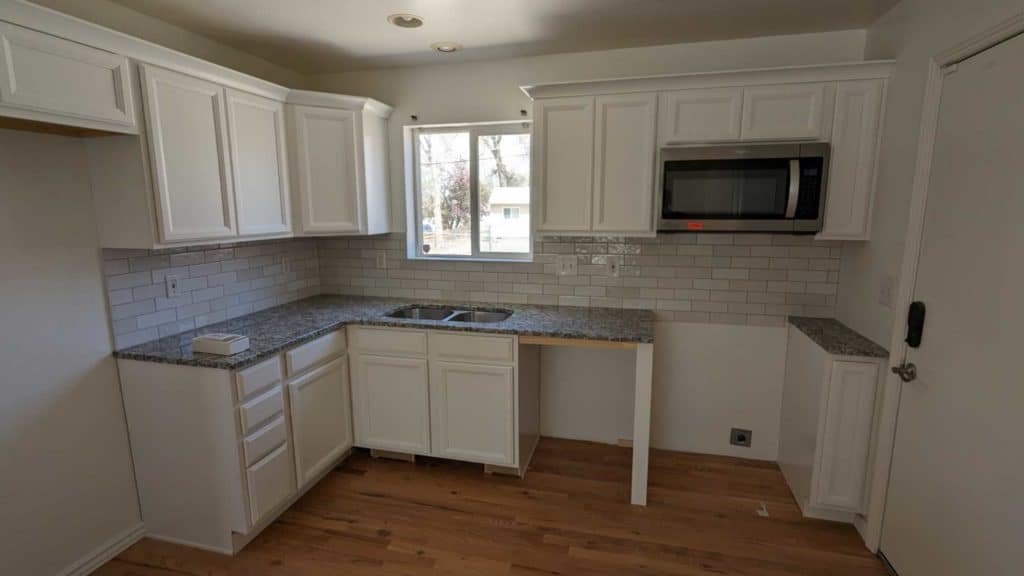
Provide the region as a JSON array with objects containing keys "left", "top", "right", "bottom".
[
  {"left": 859, "top": 11, "right": 1024, "bottom": 553},
  {"left": 0, "top": 0, "right": 289, "bottom": 100},
  {"left": 56, "top": 523, "right": 145, "bottom": 576},
  {"left": 630, "top": 342, "right": 654, "bottom": 506},
  {"left": 287, "top": 89, "right": 393, "bottom": 117},
  {"left": 521, "top": 60, "right": 894, "bottom": 100}
]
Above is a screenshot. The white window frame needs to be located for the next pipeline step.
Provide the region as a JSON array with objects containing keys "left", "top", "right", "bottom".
[{"left": 405, "top": 121, "right": 532, "bottom": 262}]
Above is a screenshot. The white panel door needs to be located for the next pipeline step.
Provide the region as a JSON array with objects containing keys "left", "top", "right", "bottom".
[
  {"left": 533, "top": 96, "right": 594, "bottom": 231},
  {"left": 741, "top": 83, "right": 830, "bottom": 141},
  {"left": 351, "top": 354, "right": 430, "bottom": 454},
  {"left": 818, "top": 80, "right": 884, "bottom": 240},
  {"left": 592, "top": 93, "right": 657, "bottom": 233},
  {"left": 291, "top": 105, "right": 363, "bottom": 234},
  {"left": 288, "top": 357, "right": 352, "bottom": 488},
  {"left": 812, "top": 360, "right": 878, "bottom": 512},
  {"left": 430, "top": 361, "right": 515, "bottom": 466},
  {"left": 881, "top": 33, "right": 1024, "bottom": 576},
  {"left": 226, "top": 89, "right": 291, "bottom": 236},
  {"left": 0, "top": 21, "right": 134, "bottom": 130},
  {"left": 140, "top": 65, "right": 236, "bottom": 242},
  {"left": 658, "top": 88, "right": 742, "bottom": 144}
]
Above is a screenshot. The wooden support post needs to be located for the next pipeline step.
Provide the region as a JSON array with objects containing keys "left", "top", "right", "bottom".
[{"left": 631, "top": 342, "right": 654, "bottom": 506}]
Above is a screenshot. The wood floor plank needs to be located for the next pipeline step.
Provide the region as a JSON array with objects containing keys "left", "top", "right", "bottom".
[{"left": 99, "top": 438, "right": 887, "bottom": 575}]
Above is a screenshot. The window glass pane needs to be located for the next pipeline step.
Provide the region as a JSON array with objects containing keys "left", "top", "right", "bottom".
[
  {"left": 478, "top": 133, "right": 531, "bottom": 253},
  {"left": 418, "top": 131, "right": 471, "bottom": 255}
]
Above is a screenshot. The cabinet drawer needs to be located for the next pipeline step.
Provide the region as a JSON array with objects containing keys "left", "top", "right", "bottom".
[
  {"left": 350, "top": 327, "right": 427, "bottom": 356},
  {"left": 242, "top": 416, "right": 288, "bottom": 467},
  {"left": 246, "top": 442, "right": 295, "bottom": 525},
  {"left": 430, "top": 332, "right": 514, "bottom": 364},
  {"left": 235, "top": 355, "right": 283, "bottom": 401},
  {"left": 239, "top": 386, "right": 284, "bottom": 435},
  {"left": 286, "top": 330, "right": 346, "bottom": 376}
]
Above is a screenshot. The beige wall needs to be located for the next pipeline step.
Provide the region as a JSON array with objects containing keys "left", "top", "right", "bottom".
[
  {"left": 837, "top": 0, "right": 1024, "bottom": 346},
  {"left": 28, "top": 0, "right": 303, "bottom": 86},
  {"left": 0, "top": 129, "right": 141, "bottom": 575}
]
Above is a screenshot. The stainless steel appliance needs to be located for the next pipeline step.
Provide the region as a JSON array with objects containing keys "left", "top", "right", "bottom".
[{"left": 658, "top": 143, "right": 829, "bottom": 233}]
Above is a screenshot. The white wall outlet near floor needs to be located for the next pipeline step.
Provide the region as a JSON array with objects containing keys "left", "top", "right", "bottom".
[
  {"left": 165, "top": 274, "right": 180, "bottom": 298},
  {"left": 556, "top": 255, "right": 578, "bottom": 276}
]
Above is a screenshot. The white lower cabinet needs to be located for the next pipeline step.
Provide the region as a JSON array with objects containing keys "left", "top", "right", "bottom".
[
  {"left": 430, "top": 361, "right": 515, "bottom": 465},
  {"left": 246, "top": 442, "right": 295, "bottom": 525},
  {"left": 288, "top": 356, "right": 353, "bottom": 488},
  {"left": 352, "top": 353, "right": 431, "bottom": 454}
]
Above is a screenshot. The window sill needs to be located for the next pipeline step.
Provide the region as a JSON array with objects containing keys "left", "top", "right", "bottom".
[{"left": 407, "top": 255, "right": 534, "bottom": 263}]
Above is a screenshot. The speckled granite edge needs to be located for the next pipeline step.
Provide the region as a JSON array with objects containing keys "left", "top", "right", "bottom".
[
  {"left": 788, "top": 317, "right": 888, "bottom": 358},
  {"left": 113, "top": 295, "right": 656, "bottom": 370}
]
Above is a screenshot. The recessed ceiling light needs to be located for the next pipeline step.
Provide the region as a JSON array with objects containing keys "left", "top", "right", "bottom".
[
  {"left": 431, "top": 42, "right": 463, "bottom": 54},
  {"left": 387, "top": 13, "right": 423, "bottom": 28}
]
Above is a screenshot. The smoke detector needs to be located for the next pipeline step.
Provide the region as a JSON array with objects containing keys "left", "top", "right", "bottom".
[{"left": 387, "top": 14, "right": 423, "bottom": 28}]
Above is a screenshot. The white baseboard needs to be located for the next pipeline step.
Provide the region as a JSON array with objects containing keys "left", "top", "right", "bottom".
[{"left": 57, "top": 522, "right": 145, "bottom": 576}]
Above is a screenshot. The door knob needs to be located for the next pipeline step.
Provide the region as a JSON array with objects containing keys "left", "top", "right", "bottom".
[{"left": 891, "top": 362, "right": 917, "bottom": 383}]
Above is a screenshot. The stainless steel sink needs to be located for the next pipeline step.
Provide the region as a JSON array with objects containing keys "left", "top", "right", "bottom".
[
  {"left": 446, "top": 310, "right": 512, "bottom": 323},
  {"left": 386, "top": 306, "right": 457, "bottom": 320},
  {"left": 385, "top": 306, "right": 512, "bottom": 323}
]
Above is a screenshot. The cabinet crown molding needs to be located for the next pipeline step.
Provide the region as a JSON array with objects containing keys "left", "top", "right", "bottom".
[
  {"left": 287, "top": 89, "right": 393, "bottom": 117},
  {"left": 521, "top": 60, "right": 895, "bottom": 100}
]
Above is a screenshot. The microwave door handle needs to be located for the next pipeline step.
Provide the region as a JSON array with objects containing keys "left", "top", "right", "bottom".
[{"left": 785, "top": 159, "right": 801, "bottom": 218}]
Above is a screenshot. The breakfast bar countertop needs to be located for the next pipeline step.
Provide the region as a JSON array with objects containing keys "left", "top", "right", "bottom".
[{"left": 113, "top": 295, "right": 657, "bottom": 370}]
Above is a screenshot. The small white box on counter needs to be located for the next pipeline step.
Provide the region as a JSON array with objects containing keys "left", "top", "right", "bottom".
[{"left": 191, "top": 333, "right": 250, "bottom": 356}]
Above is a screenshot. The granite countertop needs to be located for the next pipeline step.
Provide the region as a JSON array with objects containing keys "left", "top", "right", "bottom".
[
  {"left": 114, "top": 295, "right": 656, "bottom": 370},
  {"left": 788, "top": 317, "right": 888, "bottom": 358}
]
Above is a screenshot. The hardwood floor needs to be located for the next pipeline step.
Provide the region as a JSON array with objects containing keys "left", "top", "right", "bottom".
[{"left": 97, "top": 438, "right": 887, "bottom": 575}]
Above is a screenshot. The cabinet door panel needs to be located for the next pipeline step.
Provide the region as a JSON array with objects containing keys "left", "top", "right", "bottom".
[
  {"left": 141, "top": 65, "right": 236, "bottom": 242},
  {"left": 431, "top": 361, "right": 515, "bottom": 466},
  {"left": 813, "top": 360, "right": 879, "bottom": 512},
  {"left": 819, "top": 80, "right": 884, "bottom": 240},
  {"left": 533, "top": 97, "right": 594, "bottom": 231},
  {"left": 741, "top": 83, "right": 830, "bottom": 141},
  {"left": 289, "top": 357, "right": 352, "bottom": 488},
  {"left": 227, "top": 90, "right": 290, "bottom": 236},
  {"left": 593, "top": 93, "right": 657, "bottom": 233},
  {"left": 658, "top": 88, "right": 742, "bottom": 144},
  {"left": 351, "top": 354, "right": 430, "bottom": 454},
  {"left": 246, "top": 442, "right": 295, "bottom": 525},
  {"left": 292, "top": 105, "right": 363, "bottom": 234},
  {"left": 0, "top": 21, "right": 135, "bottom": 129}
]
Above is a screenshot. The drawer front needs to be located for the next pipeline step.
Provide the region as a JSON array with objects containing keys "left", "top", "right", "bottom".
[
  {"left": 239, "top": 386, "right": 284, "bottom": 435},
  {"left": 235, "top": 355, "right": 283, "bottom": 402},
  {"left": 242, "top": 416, "right": 288, "bottom": 467},
  {"left": 430, "top": 332, "right": 515, "bottom": 364},
  {"left": 286, "top": 330, "right": 347, "bottom": 376},
  {"left": 246, "top": 442, "right": 295, "bottom": 525},
  {"left": 350, "top": 326, "right": 427, "bottom": 357}
]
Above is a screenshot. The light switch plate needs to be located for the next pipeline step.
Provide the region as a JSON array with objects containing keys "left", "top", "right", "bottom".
[
  {"left": 165, "top": 275, "right": 180, "bottom": 298},
  {"left": 556, "top": 255, "right": 578, "bottom": 276},
  {"left": 376, "top": 252, "right": 387, "bottom": 269}
]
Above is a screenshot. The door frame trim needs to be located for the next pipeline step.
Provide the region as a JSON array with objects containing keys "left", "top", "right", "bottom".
[{"left": 859, "top": 10, "right": 1024, "bottom": 553}]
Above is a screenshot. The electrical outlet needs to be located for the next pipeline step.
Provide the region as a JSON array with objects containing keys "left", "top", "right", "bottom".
[
  {"left": 281, "top": 257, "right": 291, "bottom": 273},
  {"left": 165, "top": 275, "right": 180, "bottom": 298},
  {"left": 606, "top": 259, "right": 622, "bottom": 278},
  {"left": 376, "top": 252, "right": 387, "bottom": 269},
  {"left": 556, "top": 255, "right": 578, "bottom": 276},
  {"left": 730, "top": 428, "right": 752, "bottom": 448}
]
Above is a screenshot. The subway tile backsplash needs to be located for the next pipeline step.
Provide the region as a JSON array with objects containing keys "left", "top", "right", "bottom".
[
  {"left": 318, "top": 233, "right": 841, "bottom": 326},
  {"left": 102, "top": 238, "right": 321, "bottom": 349}
]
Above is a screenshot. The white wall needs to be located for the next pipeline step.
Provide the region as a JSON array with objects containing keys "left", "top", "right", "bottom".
[
  {"left": 0, "top": 129, "right": 141, "bottom": 575},
  {"left": 836, "top": 0, "right": 1024, "bottom": 346},
  {"left": 27, "top": 0, "right": 303, "bottom": 86}
]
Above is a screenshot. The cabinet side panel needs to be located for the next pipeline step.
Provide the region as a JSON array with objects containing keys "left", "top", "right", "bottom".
[
  {"left": 86, "top": 134, "right": 158, "bottom": 248},
  {"left": 362, "top": 110, "right": 391, "bottom": 234},
  {"left": 778, "top": 326, "right": 828, "bottom": 509}
]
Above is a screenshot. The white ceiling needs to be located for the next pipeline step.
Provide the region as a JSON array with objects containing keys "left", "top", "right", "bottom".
[{"left": 107, "top": 0, "right": 898, "bottom": 73}]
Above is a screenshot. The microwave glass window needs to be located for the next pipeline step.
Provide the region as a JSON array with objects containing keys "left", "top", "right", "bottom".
[{"left": 663, "top": 159, "right": 791, "bottom": 219}]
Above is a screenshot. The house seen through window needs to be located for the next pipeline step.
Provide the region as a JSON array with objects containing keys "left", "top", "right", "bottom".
[{"left": 411, "top": 123, "right": 531, "bottom": 259}]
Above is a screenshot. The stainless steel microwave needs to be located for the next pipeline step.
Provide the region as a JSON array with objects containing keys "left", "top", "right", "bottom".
[{"left": 658, "top": 143, "right": 829, "bottom": 233}]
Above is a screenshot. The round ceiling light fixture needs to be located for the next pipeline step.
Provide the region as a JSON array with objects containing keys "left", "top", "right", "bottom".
[
  {"left": 387, "top": 13, "right": 423, "bottom": 28},
  {"left": 431, "top": 42, "right": 463, "bottom": 54}
]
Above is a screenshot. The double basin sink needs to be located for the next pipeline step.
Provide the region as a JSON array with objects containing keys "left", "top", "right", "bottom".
[{"left": 387, "top": 305, "right": 512, "bottom": 324}]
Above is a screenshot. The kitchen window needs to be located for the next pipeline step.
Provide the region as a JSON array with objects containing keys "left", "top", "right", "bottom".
[{"left": 409, "top": 122, "right": 531, "bottom": 260}]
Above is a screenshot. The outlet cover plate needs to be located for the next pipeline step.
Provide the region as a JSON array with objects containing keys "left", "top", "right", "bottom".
[{"left": 556, "top": 255, "right": 578, "bottom": 276}]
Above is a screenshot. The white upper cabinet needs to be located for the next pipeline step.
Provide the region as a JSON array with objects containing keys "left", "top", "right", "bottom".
[
  {"left": 741, "top": 83, "right": 833, "bottom": 141},
  {"left": 226, "top": 89, "right": 291, "bottom": 236},
  {"left": 0, "top": 21, "right": 135, "bottom": 133},
  {"left": 592, "top": 93, "right": 657, "bottom": 233},
  {"left": 287, "top": 91, "right": 391, "bottom": 236},
  {"left": 533, "top": 96, "right": 594, "bottom": 232},
  {"left": 658, "top": 88, "right": 742, "bottom": 145},
  {"left": 818, "top": 80, "right": 885, "bottom": 240},
  {"left": 140, "top": 64, "right": 237, "bottom": 242}
]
